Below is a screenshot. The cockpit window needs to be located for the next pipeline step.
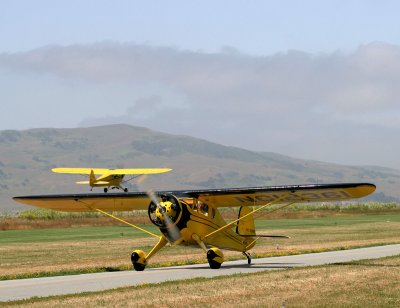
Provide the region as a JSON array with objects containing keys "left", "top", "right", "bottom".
[
  {"left": 190, "top": 199, "right": 213, "bottom": 217},
  {"left": 198, "top": 201, "right": 209, "bottom": 216}
]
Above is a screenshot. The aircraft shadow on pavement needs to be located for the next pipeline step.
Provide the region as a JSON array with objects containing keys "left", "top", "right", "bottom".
[{"left": 152, "top": 262, "right": 303, "bottom": 271}]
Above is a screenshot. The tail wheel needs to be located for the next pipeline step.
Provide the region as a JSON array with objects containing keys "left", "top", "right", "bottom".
[
  {"left": 131, "top": 250, "right": 147, "bottom": 271},
  {"left": 207, "top": 247, "right": 224, "bottom": 269}
]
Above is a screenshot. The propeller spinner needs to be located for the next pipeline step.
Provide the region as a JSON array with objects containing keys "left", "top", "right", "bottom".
[{"left": 147, "top": 193, "right": 182, "bottom": 242}]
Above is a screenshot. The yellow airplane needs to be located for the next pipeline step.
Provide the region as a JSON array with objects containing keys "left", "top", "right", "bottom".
[
  {"left": 14, "top": 182, "right": 375, "bottom": 270},
  {"left": 52, "top": 168, "right": 172, "bottom": 193}
]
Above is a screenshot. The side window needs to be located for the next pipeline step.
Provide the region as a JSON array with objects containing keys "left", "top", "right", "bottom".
[
  {"left": 198, "top": 201, "right": 209, "bottom": 216},
  {"left": 186, "top": 199, "right": 196, "bottom": 210}
]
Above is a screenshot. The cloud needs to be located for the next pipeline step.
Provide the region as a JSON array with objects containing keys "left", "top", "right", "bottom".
[
  {"left": 1, "top": 42, "right": 400, "bottom": 168},
  {"left": 3, "top": 42, "right": 399, "bottom": 113},
  {"left": 127, "top": 95, "right": 163, "bottom": 115}
]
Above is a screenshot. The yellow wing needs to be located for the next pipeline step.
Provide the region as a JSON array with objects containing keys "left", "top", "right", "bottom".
[
  {"left": 101, "top": 168, "right": 172, "bottom": 175},
  {"left": 192, "top": 183, "right": 376, "bottom": 207},
  {"left": 52, "top": 168, "right": 172, "bottom": 175},
  {"left": 13, "top": 183, "right": 375, "bottom": 212},
  {"left": 14, "top": 193, "right": 150, "bottom": 212},
  {"left": 52, "top": 168, "right": 109, "bottom": 175}
]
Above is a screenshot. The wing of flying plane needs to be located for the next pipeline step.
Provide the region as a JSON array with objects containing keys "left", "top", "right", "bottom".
[
  {"left": 51, "top": 168, "right": 172, "bottom": 175},
  {"left": 51, "top": 167, "right": 173, "bottom": 192}
]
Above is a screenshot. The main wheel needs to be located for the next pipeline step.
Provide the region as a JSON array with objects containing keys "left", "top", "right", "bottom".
[
  {"left": 104, "top": 188, "right": 108, "bottom": 193},
  {"left": 124, "top": 188, "right": 128, "bottom": 192},
  {"left": 207, "top": 247, "right": 224, "bottom": 269},
  {"left": 133, "top": 262, "right": 146, "bottom": 271},
  {"left": 131, "top": 250, "right": 147, "bottom": 271}
]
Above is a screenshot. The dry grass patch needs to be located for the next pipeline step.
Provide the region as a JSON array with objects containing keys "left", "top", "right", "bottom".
[
  {"left": 4, "top": 255, "right": 400, "bottom": 307},
  {"left": 0, "top": 216, "right": 150, "bottom": 230}
]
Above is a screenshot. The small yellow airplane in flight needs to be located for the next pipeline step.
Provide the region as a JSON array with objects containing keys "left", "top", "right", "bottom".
[
  {"left": 14, "top": 182, "right": 375, "bottom": 270},
  {"left": 52, "top": 168, "right": 172, "bottom": 193}
]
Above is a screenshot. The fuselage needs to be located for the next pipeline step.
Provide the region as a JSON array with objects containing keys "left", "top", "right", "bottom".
[
  {"left": 156, "top": 198, "right": 256, "bottom": 252},
  {"left": 91, "top": 174, "right": 125, "bottom": 187}
]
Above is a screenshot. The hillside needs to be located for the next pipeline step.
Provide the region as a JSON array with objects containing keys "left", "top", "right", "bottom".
[{"left": 1, "top": 124, "right": 399, "bottom": 211}]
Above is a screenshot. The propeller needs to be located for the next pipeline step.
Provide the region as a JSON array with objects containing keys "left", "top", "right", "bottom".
[
  {"left": 147, "top": 190, "right": 182, "bottom": 242},
  {"left": 138, "top": 175, "right": 182, "bottom": 243}
]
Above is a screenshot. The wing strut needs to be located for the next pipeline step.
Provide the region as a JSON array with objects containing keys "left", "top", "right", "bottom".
[
  {"left": 74, "top": 199, "right": 161, "bottom": 239},
  {"left": 201, "top": 194, "right": 298, "bottom": 242}
]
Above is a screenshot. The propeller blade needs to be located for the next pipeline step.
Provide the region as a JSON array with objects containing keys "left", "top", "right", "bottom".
[
  {"left": 147, "top": 189, "right": 161, "bottom": 207},
  {"left": 161, "top": 211, "right": 182, "bottom": 242},
  {"left": 148, "top": 190, "right": 181, "bottom": 242},
  {"left": 142, "top": 185, "right": 182, "bottom": 243}
]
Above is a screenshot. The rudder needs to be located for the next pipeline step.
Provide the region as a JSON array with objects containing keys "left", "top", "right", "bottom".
[
  {"left": 236, "top": 206, "right": 255, "bottom": 236},
  {"left": 89, "top": 169, "right": 97, "bottom": 186}
]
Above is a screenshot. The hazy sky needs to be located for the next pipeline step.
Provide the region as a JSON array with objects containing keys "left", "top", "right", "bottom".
[{"left": 1, "top": 1, "right": 400, "bottom": 170}]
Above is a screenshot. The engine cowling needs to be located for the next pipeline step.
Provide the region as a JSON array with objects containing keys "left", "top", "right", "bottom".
[{"left": 148, "top": 194, "right": 182, "bottom": 228}]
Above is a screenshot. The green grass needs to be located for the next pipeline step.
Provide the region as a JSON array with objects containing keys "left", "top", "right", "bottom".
[
  {"left": 0, "top": 225, "right": 158, "bottom": 244},
  {"left": 3, "top": 214, "right": 399, "bottom": 244},
  {"left": 255, "top": 213, "right": 400, "bottom": 229},
  {"left": 265, "top": 202, "right": 400, "bottom": 212},
  {"left": 1, "top": 213, "right": 399, "bottom": 244}
]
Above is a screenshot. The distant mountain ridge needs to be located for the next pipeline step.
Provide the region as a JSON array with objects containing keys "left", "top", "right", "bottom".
[{"left": 1, "top": 124, "right": 399, "bottom": 211}]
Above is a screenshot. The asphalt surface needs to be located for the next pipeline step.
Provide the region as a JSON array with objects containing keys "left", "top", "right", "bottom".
[{"left": 1, "top": 244, "right": 399, "bottom": 302}]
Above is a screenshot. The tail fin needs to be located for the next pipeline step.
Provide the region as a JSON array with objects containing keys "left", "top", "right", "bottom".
[
  {"left": 89, "top": 169, "right": 97, "bottom": 186},
  {"left": 236, "top": 206, "right": 255, "bottom": 236}
]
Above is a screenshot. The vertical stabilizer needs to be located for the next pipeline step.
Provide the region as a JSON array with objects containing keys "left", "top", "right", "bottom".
[
  {"left": 89, "top": 169, "right": 97, "bottom": 186},
  {"left": 236, "top": 206, "right": 256, "bottom": 236}
]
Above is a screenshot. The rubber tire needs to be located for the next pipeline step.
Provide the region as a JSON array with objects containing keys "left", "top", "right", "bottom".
[
  {"left": 208, "top": 259, "right": 222, "bottom": 269},
  {"left": 133, "top": 262, "right": 146, "bottom": 271},
  {"left": 207, "top": 249, "right": 222, "bottom": 269}
]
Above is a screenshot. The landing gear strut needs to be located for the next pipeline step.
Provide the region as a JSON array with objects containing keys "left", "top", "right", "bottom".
[
  {"left": 242, "top": 251, "right": 252, "bottom": 264},
  {"left": 103, "top": 186, "right": 128, "bottom": 193},
  {"left": 131, "top": 237, "right": 168, "bottom": 271}
]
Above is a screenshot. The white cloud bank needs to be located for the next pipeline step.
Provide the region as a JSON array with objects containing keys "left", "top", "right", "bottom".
[{"left": 1, "top": 42, "right": 399, "bottom": 169}]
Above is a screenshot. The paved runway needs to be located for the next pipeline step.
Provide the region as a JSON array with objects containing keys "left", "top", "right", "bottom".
[{"left": 1, "top": 244, "right": 399, "bottom": 302}]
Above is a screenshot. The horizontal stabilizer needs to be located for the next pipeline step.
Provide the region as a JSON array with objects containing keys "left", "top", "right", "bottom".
[
  {"left": 76, "top": 181, "right": 109, "bottom": 185},
  {"left": 239, "top": 234, "right": 290, "bottom": 238}
]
